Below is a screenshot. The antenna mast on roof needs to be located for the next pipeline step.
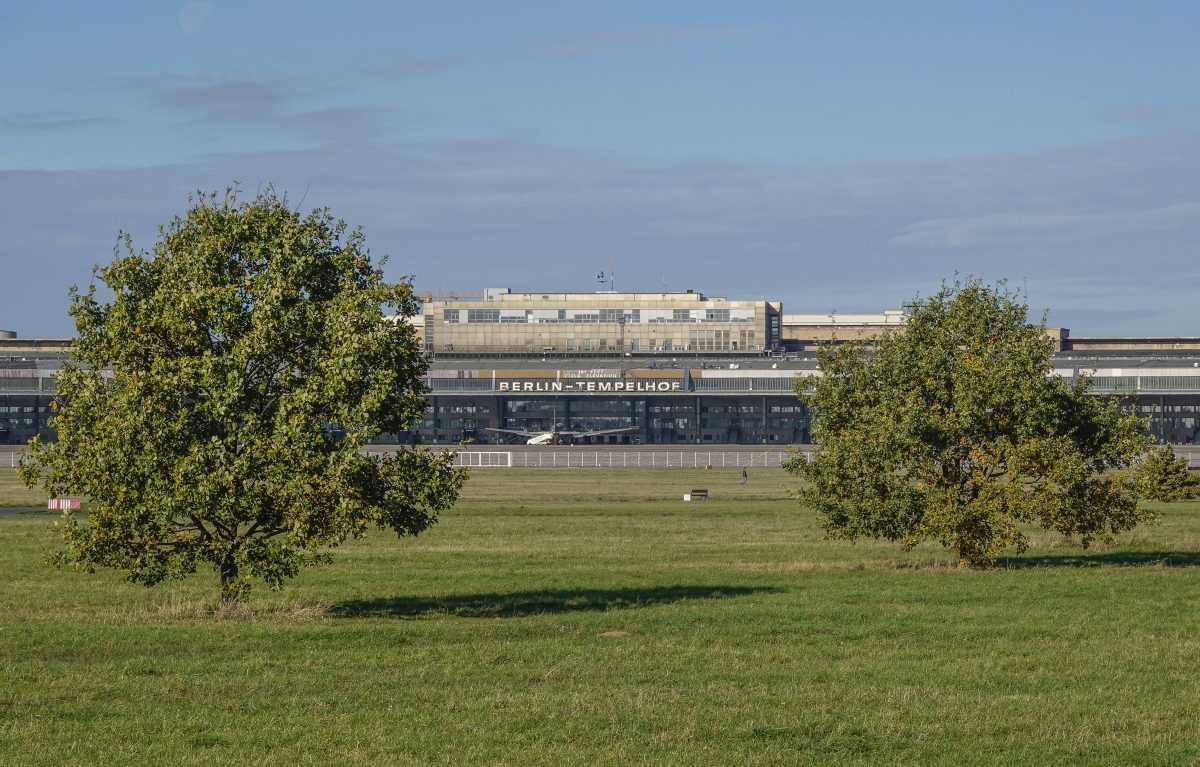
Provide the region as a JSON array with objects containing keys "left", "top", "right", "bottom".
[{"left": 596, "top": 261, "right": 615, "bottom": 292}]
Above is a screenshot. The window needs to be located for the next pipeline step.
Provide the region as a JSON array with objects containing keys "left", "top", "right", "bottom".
[{"left": 467, "top": 309, "right": 499, "bottom": 323}]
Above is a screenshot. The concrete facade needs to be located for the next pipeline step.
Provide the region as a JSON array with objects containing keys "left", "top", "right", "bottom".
[
  {"left": 1065, "top": 337, "right": 1200, "bottom": 352},
  {"left": 0, "top": 336, "right": 71, "bottom": 445},
  {"left": 781, "top": 310, "right": 907, "bottom": 346},
  {"left": 420, "top": 289, "right": 782, "bottom": 355},
  {"left": 781, "top": 310, "right": 1069, "bottom": 351}
]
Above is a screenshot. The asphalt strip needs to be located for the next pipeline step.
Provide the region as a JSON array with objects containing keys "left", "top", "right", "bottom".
[{"left": 0, "top": 507, "right": 51, "bottom": 517}]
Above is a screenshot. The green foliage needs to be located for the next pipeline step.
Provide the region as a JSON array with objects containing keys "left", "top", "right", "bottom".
[
  {"left": 19, "top": 187, "right": 466, "bottom": 601},
  {"left": 1134, "top": 445, "right": 1200, "bottom": 502},
  {"left": 785, "top": 278, "right": 1153, "bottom": 567}
]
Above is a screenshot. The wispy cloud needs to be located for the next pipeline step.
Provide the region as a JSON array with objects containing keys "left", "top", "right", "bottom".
[
  {"left": 129, "top": 74, "right": 395, "bottom": 143},
  {"left": 355, "top": 54, "right": 458, "bottom": 81},
  {"left": 891, "top": 203, "right": 1200, "bottom": 248},
  {"left": 286, "top": 106, "right": 395, "bottom": 142},
  {"left": 0, "top": 111, "right": 115, "bottom": 132},
  {"left": 145, "top": 75, "right": 300, "bottom": 123},
  {"left": 1100, "top": 102, "right": 1200, "bottom": 126},
  {"left": 504, "top": 26, "right": 765, "bottom": 61}
]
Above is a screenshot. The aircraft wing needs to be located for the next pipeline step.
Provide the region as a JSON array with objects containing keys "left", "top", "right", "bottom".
[
  {"left": 484, "top": 428, "right": 546, "bottom": 438},
  {"left": 557, "top": 426, "right": 638, "bottom": 437}
]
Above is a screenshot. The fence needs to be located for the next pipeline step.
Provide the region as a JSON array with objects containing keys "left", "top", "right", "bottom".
[
  {"left": 453, "top": 451, "right": 513, "bottom": 468},
  {"left": 6, "top": 448, "right": 1200, "bottom": 471},
  {"left": 0, "top": 449, "right": 793, "bottom": 470},
  {"left": 451, "top": 450, "right": 795, "bottom": 468},
  {"left": 449, "top": 449, "right": 1200, "bottom": 470}
]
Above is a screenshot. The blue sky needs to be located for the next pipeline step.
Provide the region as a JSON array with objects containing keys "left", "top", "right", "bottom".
[{"left": 3, "top": 1, "right": 1200, "bottom": 336}]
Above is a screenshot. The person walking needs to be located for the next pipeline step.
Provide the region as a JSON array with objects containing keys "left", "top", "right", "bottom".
[{"left": 740, "top": 467, "right": 748, "bottom": 485}]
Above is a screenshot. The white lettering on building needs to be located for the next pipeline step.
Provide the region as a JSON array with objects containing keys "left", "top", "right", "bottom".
[
  {"left": 498, "top": 381, "right": 565, "bottom": 392},
  {"left": 498, "top": 380, "right": 680, "bottom": 392}
]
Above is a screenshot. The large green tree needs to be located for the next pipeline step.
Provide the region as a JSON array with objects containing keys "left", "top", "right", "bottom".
[
  {"left": 21, "top": 188, "right": 466, "bottom": 601},
  {"left": 786, "top": 279, "right": 1152, "bottom": 567}
]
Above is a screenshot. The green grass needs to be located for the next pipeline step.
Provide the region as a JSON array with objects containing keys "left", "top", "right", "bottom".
[
  {"left": 0, "top": 464, "right": 45, "bottom": 509},
  {"left": 2, "top": 467, "right": 1200, "bottom": 766}
]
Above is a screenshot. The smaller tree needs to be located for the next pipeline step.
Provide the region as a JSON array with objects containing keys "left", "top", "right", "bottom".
[
  {"left": 1133, "top": 446, "right": 1200, "bottom": 502},
  {"left": 21, "top": 187, "right": 467, "bottom": 602},
  {"left": 786, "top": 278, "right": 1153, "bottom": 567}
]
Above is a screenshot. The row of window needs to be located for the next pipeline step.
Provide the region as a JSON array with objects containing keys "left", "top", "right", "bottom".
[
  {"left": 685, "top": 329, "right": 757, "bottom": 352},
  {"left": 0, "top": 379, "right": 53, "bottom": 391},
  {"left": 436, "top": 405, "right": 491, "bottom": 414},
  {"left": 702, "top": 405, "right": 764, "bottom": 413},
  {"left": 1089, "top": 376, "right": 1200, "bottom": 392},
  {"left": 443, "top": 308, "right": 757, "bottom": 324}
]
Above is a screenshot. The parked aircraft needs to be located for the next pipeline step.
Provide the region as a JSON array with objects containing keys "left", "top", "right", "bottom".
[{"left": 485, "top": 424, "right": 637, "bottom": 445}]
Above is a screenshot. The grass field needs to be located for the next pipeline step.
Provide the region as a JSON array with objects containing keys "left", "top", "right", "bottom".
[
  {"left": 2, "top": 466, "right": 1200, "bottom": 766},
  {"left": 0, "top": 464, "right": 46, "bottom": 509}
]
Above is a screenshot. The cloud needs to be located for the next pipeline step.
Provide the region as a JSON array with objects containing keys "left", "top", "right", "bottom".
[
  {"left": 0, "top": 111, "right": 115, "bottom": 132},
  {"left": 890, "top": 203, "right": 1200, "bottom": 248},
  {"left": 146, "top": 75, "right": 298, "bottom": 122},
  {"left": 130, "top": 74, "right": 395, "bottom": 143},
  {"left": 286, "top": 106, "right": 394, "bottom": 142},
  {"left": 505, "top": 26, "right": 765, "bottom": 61},
  {"left": 1100, "top": 102, "right": 1200, "bottom": 126},
  {"left": 5, "top": 131, "right": 1200, "bottom": 337},
  {"left": 355, "top": 54, "right": 458, "bottom": 81}
]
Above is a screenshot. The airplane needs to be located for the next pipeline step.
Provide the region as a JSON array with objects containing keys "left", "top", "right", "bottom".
[{"left": 485, "top": 424, "right": 637, "bottom": 445}]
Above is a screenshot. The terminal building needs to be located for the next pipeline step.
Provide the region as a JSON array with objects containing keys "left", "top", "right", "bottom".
[
  {"left": 421, "top": 288, "right": 783, "bottom": 356},
  {"left": 4, "top": 290, "right": 1200, "bottom": 446}
]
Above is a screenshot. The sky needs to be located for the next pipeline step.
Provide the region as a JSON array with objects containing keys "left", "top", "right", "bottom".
[{"left": 3, "top": 0, "right": 1200, "bottom": 337}]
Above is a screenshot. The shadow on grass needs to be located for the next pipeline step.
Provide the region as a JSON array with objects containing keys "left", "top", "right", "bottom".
[
  {"left": 332, "top": 585, "right": 779, "bottom": 619},
  {"left": 1000, "top": 550, "right": 1200, "bottom": 569}
]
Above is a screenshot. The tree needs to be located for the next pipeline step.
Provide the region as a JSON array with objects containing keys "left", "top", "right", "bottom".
[
  {"left": 785, "top": 278, "right": 1152, "bottom": 567},
  {"left": 1133, "top": 445, "right": 1200, "bottom": 502},
  {"left": 20, "top": 187, "right": 466, "bottom": 602}
]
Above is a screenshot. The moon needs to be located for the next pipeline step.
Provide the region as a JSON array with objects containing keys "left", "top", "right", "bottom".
[{"left": 179, "top": 1, "right": 213, "bottom": 36}]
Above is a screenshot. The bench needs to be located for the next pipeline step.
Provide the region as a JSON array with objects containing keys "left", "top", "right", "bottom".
[{"left": 686, "top": 488, "right": 709, "bottom": 501}]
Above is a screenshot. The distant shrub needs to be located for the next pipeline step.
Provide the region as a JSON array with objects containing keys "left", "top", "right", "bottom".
[{"left": 1134, "top": 446, "right": 1200, "bottom": 502}]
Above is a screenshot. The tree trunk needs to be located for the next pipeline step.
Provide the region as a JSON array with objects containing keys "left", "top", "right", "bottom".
[{"left": 219, "top": 555, "right": 242, "bottom": 603}]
